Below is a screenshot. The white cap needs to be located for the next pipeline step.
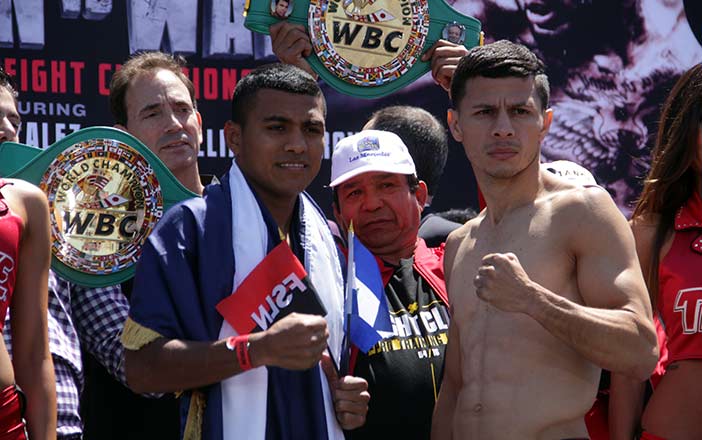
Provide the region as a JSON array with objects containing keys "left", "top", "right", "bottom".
[
  {"left": 543, "top": 160, "right": 597, "bottom": 186},
  {"left": 329, "top": 130, "right": 416, "bottom": 187}
]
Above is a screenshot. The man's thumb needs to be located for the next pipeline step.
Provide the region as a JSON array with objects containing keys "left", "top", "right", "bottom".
[{"left": 320, "top": 351, "right": 339, "bottom": 387}]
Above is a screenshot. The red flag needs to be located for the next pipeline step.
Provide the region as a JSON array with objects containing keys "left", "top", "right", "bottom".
[{"left": 216, "top": 241, "right": 326, "bottom": 335}]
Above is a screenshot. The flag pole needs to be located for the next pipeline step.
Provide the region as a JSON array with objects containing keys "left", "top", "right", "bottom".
[
  {"left": 278, "top": 226, "right": 341, "bottom": 375},
  {"left": 341, "top": 221, "right": 355, "bottom": 376}
]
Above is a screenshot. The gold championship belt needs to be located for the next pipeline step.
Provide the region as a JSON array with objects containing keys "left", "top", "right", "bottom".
[
  {"left": 245, "top": 0, "right": 481, "bottom": 98},
  {"left": 0, "top": 127, "right": 197, "bottom": 287}
]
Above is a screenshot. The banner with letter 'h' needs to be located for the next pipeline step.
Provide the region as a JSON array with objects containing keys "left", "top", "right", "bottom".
[{"left": 216, "top": 242, "right": 327, "bottom": 335}]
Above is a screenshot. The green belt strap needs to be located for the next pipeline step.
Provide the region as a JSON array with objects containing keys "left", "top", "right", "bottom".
[
  {"left": 245, "top": 0, "right": 481, "bottom": 98},
  {"left": 0, "top": 127, "right": 197, "bottom": 287}
]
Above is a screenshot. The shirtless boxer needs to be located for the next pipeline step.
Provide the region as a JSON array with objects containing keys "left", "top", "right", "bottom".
[{"left": 431, "top": 40, "right": 657, "bottom": 440}]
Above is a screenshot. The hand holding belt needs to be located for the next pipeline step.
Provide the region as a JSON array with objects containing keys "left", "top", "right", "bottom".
[{"left": 244, "top": 0, "right": 482, "bottom": 98}]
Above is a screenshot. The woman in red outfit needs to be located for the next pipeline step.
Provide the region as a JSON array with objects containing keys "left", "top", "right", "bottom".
[
  {"left": 0, "top": 69, "right": 56, "bottom": 439},
  {"left": 610, "top": 64, "right": 702, "bottom": 440}
]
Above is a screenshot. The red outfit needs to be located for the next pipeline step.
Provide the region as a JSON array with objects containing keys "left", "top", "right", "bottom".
[
  {"left": 635, "top": 193, "right": 702, "bottom": 440},
  {"left": 657, "top": 191, "right": 702, "bottom": 368},
  {"left": 585, "top": 393, "right": 609, "bottom": 440},
  {"left": 0, "top": 180, "right": 21, "bottom": 331},
  {"left": 0, "top": 385, "right": 27, "bottom": 440},
  {"left": 649, "top": 315, "right": 669, "bottom": 389},
  {"left": 639, "top": 431, "right": 667, "bottom": 440}
]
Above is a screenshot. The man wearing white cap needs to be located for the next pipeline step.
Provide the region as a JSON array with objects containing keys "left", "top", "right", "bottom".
[{"left": 330, "top": 130, "right": 449, "bottom": 439}]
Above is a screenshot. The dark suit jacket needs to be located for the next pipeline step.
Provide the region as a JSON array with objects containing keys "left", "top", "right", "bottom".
[{"left": 418, "top": 211, "right": 461, "bottom": 248}]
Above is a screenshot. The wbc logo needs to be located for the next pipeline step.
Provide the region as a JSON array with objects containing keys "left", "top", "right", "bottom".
[
  {"left": 308, "top": 0, "right": 429, "bottom": 88},
  {"left": 674, "top": 287, "right": 702, "bottom": 334},
  {"left": 41, "top": 138, "right": 162, "bottom": 275}
]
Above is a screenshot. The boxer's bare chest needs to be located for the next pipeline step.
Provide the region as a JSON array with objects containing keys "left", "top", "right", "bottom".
[
  {"left": 450, "top": 202, "right": 578, "bottom": 313},
  {"left": 448, "top": 200, "right": 585, "bottom": 371}
]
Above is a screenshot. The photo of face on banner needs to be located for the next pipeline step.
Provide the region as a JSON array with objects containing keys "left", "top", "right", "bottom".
[
  {"left": 271, "top": 0, "right": 293, "bottom": 18},
  {"left": 442, "top": 22, "right": 465, "bottom": 44}
]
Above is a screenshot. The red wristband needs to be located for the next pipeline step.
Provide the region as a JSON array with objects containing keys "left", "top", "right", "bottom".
[{"left": 226, "top": 335, "right": 252, "bottom": 371}]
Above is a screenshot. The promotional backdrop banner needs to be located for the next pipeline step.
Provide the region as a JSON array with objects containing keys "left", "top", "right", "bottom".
[{"left": 2, "top": 0, "right": 701, "bottom": 216}]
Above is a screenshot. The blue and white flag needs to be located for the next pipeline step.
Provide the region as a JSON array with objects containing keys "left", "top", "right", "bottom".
[{"left": 345, "top": 233, "right": 393, "bottom": 354}]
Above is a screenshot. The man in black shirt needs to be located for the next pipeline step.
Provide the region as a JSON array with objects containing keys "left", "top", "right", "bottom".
[{"left": 330, "top": 130, "right": 450, "bottom": 439}]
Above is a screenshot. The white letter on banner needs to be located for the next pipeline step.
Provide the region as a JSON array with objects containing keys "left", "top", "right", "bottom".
[
  {"left": 203, "top": 0, "right": 253, "bottom": 58},
  {"left": 60, "top": 0, "right": 81, "bottom": 18},
  {"left": 0, "top": 0, "right": 44, "bottom": 49},
  {"left": 61, "top": 0, "right": 111, "bottom": 20},
  {"left": 253, "top": 33, "right": 275, "bottom": 60},
  {"left": 84, "top": 0, "right": 112, "bottom": 20},
  {"left": 127, "top": 0, "right": 197, "bottom": 54},
  {"left": 282, "top": 273, "right": 307, "bottom": 294}
]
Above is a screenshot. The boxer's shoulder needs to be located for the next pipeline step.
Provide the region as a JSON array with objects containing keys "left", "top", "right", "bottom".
[{"left": 543, "top": 183, "right": 615, "bottom": 218}]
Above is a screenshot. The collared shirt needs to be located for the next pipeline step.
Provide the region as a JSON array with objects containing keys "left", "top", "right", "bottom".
[
  {"left": 80, "top": 277, "right": 178, "bottom": 440},
  {"left": 4, "top": 272, "right": 86, "bottom": 439},
  {"left": 47, "top": 272, "right": 84, "bottom": 439},
  {"left": 65, "top": 277, "right": 129, "bottom": 387}
]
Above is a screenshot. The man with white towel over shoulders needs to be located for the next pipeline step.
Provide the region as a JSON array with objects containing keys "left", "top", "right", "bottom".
[{"left": 121, "top": 63, "right": 369, "bottom": 440}]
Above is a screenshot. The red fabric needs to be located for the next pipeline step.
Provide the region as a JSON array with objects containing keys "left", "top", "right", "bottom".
[
  {"left": 338, "top": 238, "right": 447, "bottom": 302},
  {"left": 0, "top": 180, "right": 22, "bottom": 332},
  {"left": 412, "top": 239, "right": 448, "bottom": 305},
  {"left": 377, "top": 255, "right": 394, "bottom": 286},
  {"left": 348, "top": 346, "right": 359, "bottom": 375},
  {"left": 584, "top": 391, "right": 610, "bottom": 440},
  {"left": 640, "top": 431, "right": 667, "bottom": 440},
  {"left": 216, "top": 241, "right": 310, "bottom": 335},
  {"left": 227, "top": 335, "right": 252, "bottom": 371},
  {"left": 650, "top": 315, "right": 669, "bottom": 389},
  {"left": 656, "top": 192, "right": 702, "bottom": 369},
  {"left": 0, "top": 385, "right": 26, "bottom": 440}
]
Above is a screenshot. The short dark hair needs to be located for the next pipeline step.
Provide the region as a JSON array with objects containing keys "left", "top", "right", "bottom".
[
  {"left": 435, "top": 207, "right": 477, "bottom": 224},
  {"left": 110, "top": 51, "right": 196, "bottom": 126},
  {"left": 365, "top": 106, "right": 448, "bottom": 197},
  {"left": 0, "top": 67, "right": 18, "bottom": 100},
  {"left": 230, "top": 63, "right": 325, "bottom": 126},
  {"left": 332, "top": 174, "right": 419, "bottom": 208},
  {"left": 450, "top": 40, "right": 550, "bottom": 111}
]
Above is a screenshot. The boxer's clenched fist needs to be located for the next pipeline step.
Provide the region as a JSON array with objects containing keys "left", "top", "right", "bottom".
[{"left": 473, "top": 253, "right": 538, "bottom": 313}]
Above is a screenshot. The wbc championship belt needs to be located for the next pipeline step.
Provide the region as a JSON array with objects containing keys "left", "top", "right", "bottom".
[
  {"left": 0, "top": 127, "right": 197, "bottom": 287},
  {"left": 245, "top": 0, "right": 481, "bottom": 98}
]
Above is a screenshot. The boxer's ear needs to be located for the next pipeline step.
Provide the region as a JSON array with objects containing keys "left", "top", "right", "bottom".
[
  {"left": 540, "top": 108, "right": 553, "bottom": 142},
  {"left": 447, "top": 109, "right": 463, "bottom": 142},
  {"left": 415, "top": 180, "right": 428, "bottom": 209},
  {"left": 224, "top": 120, "right": 242, "bottom": 156}
]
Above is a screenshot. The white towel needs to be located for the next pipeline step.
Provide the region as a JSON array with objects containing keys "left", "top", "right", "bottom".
[{"left": 218, "top": 159, "right": 345, "bottom": 440}]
